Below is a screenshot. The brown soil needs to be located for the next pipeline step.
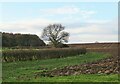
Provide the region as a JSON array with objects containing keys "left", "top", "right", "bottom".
[
  {"left": 35, "top": 43, "right": 119, "bottom": 77},
  {"left": 36, "top": 55, "right": 119, "bottom": 77}
]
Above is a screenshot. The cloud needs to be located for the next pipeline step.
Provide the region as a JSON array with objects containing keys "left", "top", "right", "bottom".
[
  {"left": 66, "top": 22, "right": 117, "bottom": 35},
  {"left": 65, "top": 19, "right": 118, "bottom": 43},
  {"left": 40, "top": 6, "right": 79, "bottom": 15},
  {"left": 0, "top": 16, "right": 117, "bottom": 43},
  {"left": 69, "top": 34, "right": 117, "bottom": 43},
  {"left": 0, "top": 18, "right": 56, "bottom": 36},
  {"left": 39, "top": 6, "right": 96, "bottom": 19},
  {"left": 40, "top": 6, "right": 78, "bottom": 15},
  {"left": 66, "top": 24, "right": 102, "bottom": 34}
]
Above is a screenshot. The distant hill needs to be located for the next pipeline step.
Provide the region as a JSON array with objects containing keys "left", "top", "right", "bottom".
[{"left": 2, "top": 32, "right": 46, "bottom": 47}]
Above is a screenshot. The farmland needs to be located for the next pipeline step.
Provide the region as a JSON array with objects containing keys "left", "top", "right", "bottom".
[
  {"left": 69, "top": 42, "right": 119, "bottom": 56},
  {"left": 68, "top": 42, "right": 119, "bottom": 48},
  {"left": 2, "top": 42, "right": 119, "bottom": 83},
  {"left": 3, "top": 52, "right": 116, "bottom": 82}
]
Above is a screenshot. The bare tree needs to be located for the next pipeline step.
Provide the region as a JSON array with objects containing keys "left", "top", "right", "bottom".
[{"left": 41, "top": 24, "right": 69, "bottom": 47}]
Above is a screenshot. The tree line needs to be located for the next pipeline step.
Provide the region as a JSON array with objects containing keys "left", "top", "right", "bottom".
[{"left": 2, "top": 32, "right": 46, "bottom": 47}]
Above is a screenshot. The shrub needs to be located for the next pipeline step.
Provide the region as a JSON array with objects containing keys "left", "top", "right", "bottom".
[
  {"left": 56, "top": 43, "right": 69, "bottom": 48},
  {"left": 2, "top": 48, "right": 86, "bottom": 62}
]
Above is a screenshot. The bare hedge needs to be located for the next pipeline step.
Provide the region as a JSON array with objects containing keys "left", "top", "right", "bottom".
[{"left": 2, "top": 48, "right": 86, "bottom": 62}]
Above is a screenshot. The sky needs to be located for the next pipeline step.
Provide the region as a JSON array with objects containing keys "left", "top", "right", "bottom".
[{"left": 0, "top": 2, "right": 118, "bottom": 44}]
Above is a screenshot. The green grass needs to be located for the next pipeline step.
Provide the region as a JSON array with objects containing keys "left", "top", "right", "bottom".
[
  {"left": 3, "top": 52, "right": 116, "bottom": 82},
  {"left": 29, "top": 74, "right": 118, "bottom": 82}
]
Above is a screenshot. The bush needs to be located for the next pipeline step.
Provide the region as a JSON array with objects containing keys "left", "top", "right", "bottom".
[
  {"left": 2, "top": 48, "right": 86, "bottom": 62},
  {"left": 56, "top": 43, "right": 69, "bottom": 48}
]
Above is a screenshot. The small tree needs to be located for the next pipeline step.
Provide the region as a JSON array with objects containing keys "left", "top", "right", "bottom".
[{"left": 41, "top": 24, "right": 69, "bottom": 47}]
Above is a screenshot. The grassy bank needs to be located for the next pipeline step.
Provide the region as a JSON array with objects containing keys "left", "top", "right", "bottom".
[
  {"left": 29, "top": 74, "right": 118, "bottom": 82},
  {"left": 2, "top": 52, "right": 113, "bottom": 82}
]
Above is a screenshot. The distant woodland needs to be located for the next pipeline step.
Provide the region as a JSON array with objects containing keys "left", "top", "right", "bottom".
[{"left": 2, "top": 32, "right": 46, "bottom": 47}]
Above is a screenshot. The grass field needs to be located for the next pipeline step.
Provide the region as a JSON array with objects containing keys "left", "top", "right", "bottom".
[
  {"left": 2, "top": 52, "right": 118, "bottom": 82},
  {"left": 29, "top": 74, "right": 118, "bottom": 82}
]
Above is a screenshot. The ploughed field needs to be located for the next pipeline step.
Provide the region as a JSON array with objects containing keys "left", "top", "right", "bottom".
[
  {"left": 68, "top": 42, "right": 119, "bottom": 48},
  {"left": 69, "top": 42, "right": 119, "bottom": 56},
  {"left": 2, "top": 42, "right": 119, "bottom": 82}
]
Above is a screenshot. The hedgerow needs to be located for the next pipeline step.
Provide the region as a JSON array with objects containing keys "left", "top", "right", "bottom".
[{"left": 2, "top": 48, "right": 86, "bottom": 62}]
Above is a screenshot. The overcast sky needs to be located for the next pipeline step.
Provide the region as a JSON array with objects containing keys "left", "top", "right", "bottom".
[{"left": 0, "top": 2, "right": 118, "bottom": 43}]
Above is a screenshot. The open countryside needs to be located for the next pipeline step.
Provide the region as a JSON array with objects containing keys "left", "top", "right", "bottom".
[
  {"left": 0, "top": 2, "right": 119, "bottom": 84},
  {"left": 1, "top": 32, "right": 119, "bottom": 83}
]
